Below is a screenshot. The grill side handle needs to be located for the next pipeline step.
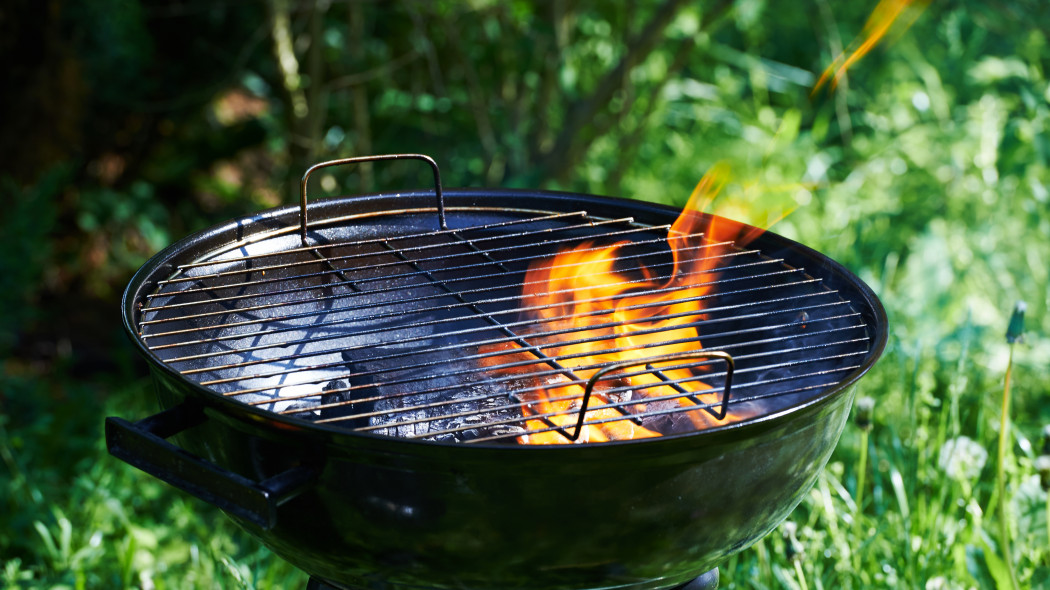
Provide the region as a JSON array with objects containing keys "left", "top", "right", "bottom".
[{"left": 105, "top": 403, "right": 319, "bottom": 530}]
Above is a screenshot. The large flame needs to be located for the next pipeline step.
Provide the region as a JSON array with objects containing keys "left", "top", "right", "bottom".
[
  {"left": 482, "top": 165, "right": 769, "bottom": 444},
  {"left": 813, "top": 0, "right": 930, "bottom": 95}
]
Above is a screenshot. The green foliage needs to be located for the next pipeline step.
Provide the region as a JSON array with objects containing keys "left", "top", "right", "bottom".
[
  {"left": 1, "top": 0, "right": 1047, "bottom": 587},
  {"left": 0, "top": 167, "right": 67, "bottom": 353},
  {"left": 0, "top": 370, "right": 306, "bottom": 589}
]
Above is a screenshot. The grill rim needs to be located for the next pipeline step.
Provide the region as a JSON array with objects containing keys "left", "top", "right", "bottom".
[{"left": 122, "top": 187, "right": 888, "bottom": 451}]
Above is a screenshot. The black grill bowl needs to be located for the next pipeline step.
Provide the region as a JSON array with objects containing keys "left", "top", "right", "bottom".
[{"left": 107, "top": 188, "right": 887, "bottom": 590}]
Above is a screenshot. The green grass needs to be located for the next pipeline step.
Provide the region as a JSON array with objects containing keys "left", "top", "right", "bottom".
[
  {"left": 0, "top": 370, "right": 307, "bottom": 589},
  {"left": 720, "top": 327, "right": 1050, "bottom": 589}
]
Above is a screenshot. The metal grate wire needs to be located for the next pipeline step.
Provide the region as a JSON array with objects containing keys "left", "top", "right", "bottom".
[{"left": 138, "top": 208, "right": 871, "bottom": 443}]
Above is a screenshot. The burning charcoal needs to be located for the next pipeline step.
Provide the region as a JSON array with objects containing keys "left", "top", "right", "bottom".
[
  {"left": 317, "top": 378, "right": 375, "bottom": 431},
  {"left": 483, "top": 425, "right": 527, "bottom": 441},
  {"left": 283, "top": 402, "right": 320, "bottom": 421},
  {"left": 332, "top": 352, "right": 382, "bottom": 428},
  {"left": 604, "top": 384, "right": 634, "bottom": 404},
  {"left": 637, "top": 397, "right": 689, "bottom": 434},
  {"left": 427, "top": 432, "right": 463, "bottom": 443},
  {"left": 425, "top": 392, "right": 531, "bottom": 443}
]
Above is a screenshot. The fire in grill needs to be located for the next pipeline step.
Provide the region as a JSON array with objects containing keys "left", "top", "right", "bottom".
[
  {"left": 108, "top": 154, "right": 886, "bottom": 590},
  {"left": 138, "top": 158, "right": 870, "bottom": 445}
]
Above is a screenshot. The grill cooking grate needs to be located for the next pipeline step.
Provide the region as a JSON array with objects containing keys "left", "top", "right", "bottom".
[
  {"left": 137, "top": 205, "right": 871, "bottom": 444},
  {"left": 133, "top": 151, "right": 871, "bottom": 444}
]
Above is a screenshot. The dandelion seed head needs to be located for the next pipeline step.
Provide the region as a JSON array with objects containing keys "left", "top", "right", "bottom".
[
  {"left": 937, "top": 436, "right": 987, "bottom": 481},
  {"left": 1036, "top": 455, "right": 1050, "bottom": 491}
]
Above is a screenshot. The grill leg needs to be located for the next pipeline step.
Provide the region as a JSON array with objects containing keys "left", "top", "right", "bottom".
[{"left": 670, "top": 568, "right": 719, "bottom": 590}]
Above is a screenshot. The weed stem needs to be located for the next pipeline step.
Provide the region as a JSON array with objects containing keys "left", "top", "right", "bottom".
[
  {"left": 853, "top": 427, "right": 869, "bottom": 571},
  {"left": 997, "top": 344, "right": 1020, "bottom": 590},
  {"left": 793, "top": 558, "right": 809, "bottom": 590},
  {"left": 851, "top": 396, "right": 874, "bottom": 573}
]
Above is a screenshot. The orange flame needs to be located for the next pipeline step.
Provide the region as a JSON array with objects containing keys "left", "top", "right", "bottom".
[
  {"left": 813, "top": 0, "right": 930, "bottom": 95},
  {"left": 482, "top": 165, "right": 768, "bottom": 444}
]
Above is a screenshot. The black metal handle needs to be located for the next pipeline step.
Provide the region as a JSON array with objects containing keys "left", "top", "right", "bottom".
[
  {"left": 299, "top": 153, "right": 446, "bottom": 244},
  {"left": 105, "top": 403, "right": 318, "bottom": 530},
  {"left": 574, "top": 350, "right": 736, "bottom": 440}
]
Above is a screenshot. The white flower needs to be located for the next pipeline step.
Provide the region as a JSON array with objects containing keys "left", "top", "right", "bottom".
[{"left": 938, "top": 436, "right": 988, "bottom": 481}]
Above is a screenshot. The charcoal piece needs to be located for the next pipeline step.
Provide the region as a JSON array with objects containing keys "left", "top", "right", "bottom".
[
  {"left": 320, "top": 372, "right": 374, "bottom": 430},
  {"left": 484, "top": 425, "right": 527, "bottom": 440},
  {"left": 284, "top": 402, "right": 320, "bottom": 421}
]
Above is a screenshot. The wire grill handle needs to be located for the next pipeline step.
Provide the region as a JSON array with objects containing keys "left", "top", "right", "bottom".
[
  {"left": 105, "top": 402, "right": 318, "bottom": 530},
  {"left": 299, "top": 153, "right": 446, "bottom": 244},
  {"left": 574, "top": 350, "right": 736, "bottom": 441}
]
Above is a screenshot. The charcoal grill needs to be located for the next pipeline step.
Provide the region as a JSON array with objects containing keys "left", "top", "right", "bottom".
[{"left": 107, "top": 154, "right": 886, "bottom": 590}]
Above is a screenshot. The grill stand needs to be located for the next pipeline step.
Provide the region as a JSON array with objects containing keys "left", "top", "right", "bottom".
[{"left": 305, "top": 568, "right": 719, "bottom": 590}]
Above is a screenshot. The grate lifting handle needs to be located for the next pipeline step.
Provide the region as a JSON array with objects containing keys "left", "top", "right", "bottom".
[
  {"left": 573, "top": 350, "right": 736, "bottom": 441},
  {"left": 299, "top": 153, "right": 446, "bottom": 245}
]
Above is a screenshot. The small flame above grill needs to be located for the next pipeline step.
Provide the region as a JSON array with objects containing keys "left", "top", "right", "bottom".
[{"left": 813, "top": 0, "right": 929, "bottom": 95}]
